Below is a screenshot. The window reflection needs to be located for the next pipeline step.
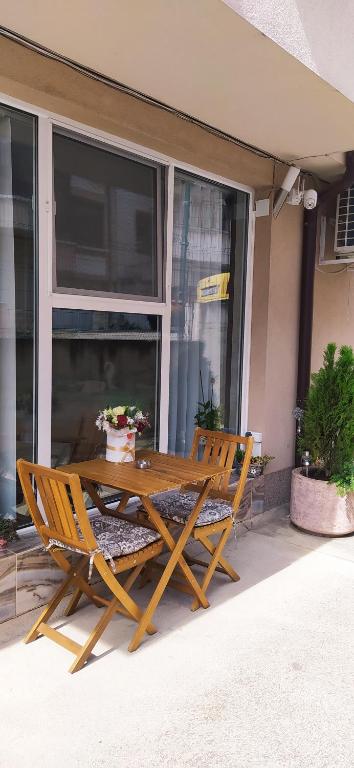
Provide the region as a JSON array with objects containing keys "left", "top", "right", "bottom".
[
  {"left": 53, "top": 133, "right": 163, "bottom": 298},
  {"left": 169, "top": 172, "right": 248, "bottom": 456},
  {"left": 52, "top": 310, "right": 160, "bottom": 470},
  {"left": 0, "top": 105, "right": 36, "bottom": 527}
]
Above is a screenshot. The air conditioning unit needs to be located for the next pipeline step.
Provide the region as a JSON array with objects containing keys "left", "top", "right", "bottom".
[{"left": 334, "top": 185, "right": 354, "bottom": 255}]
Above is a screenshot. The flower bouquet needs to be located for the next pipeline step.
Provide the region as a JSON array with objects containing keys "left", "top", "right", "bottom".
[{"left": 96, "top": 405, "right": 150, "bottom": 463}]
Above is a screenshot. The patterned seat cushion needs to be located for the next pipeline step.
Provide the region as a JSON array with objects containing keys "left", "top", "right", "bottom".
[
  {"left": 151, "top": 491, "right": 233, "bottom": 527},
  {"left": 90, "top": 515, "right": 161, "bottom": 561}
]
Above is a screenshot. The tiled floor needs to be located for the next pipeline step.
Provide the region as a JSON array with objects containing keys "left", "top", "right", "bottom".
[
  {"left": 0, "top": 476, "right": 265, "bottom": 627},
  {"left": 1, "top": 505, "right": 353, "bottom": 768}
]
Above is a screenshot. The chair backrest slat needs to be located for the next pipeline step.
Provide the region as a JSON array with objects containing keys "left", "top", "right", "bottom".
[
  {"left": 188, "top": 427, "right": 254, "bottom": 503},
  {"left": 218, "top": 441, "right": 230, "bottom": 468},
  {"left": 16, "top": 460, "right": 97, "bottom": 553},
  {"left": 37, "top": 475, "right": 65, "bottom": 535},
  {"left": 50, "top": 479, "right": 80, "bottom": 540},
  {"left": 210, "top": 438, "right": 222, "bottom": 463}
]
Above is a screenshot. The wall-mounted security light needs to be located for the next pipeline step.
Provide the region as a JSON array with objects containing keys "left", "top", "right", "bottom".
[
  {"left": 303, "top": 189, "right": 318, "bottom": 210},
  {"left": 273, "top": 166, "right": 300, "bottom": 218}
]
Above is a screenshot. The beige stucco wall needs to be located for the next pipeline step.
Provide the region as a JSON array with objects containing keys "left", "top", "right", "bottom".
[
  {"left": 248, "top": 204, "right": 303, "bottom": 471},
  {"left": 311, "top": 269, "right": 354, "bottom": 373},
  {"left": 264, "top": 205, "right": 303, "bottom": 470},
  {"left": 0, "top": 37, "right": 274, "bottom": 190},
  {"left": 0, "top": 36, "right": 304, "bottom": 473}
]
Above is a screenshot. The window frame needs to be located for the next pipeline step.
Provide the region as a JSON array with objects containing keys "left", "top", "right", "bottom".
[{"left": 0, "top": 91, "right": 254, "bottom": 480}]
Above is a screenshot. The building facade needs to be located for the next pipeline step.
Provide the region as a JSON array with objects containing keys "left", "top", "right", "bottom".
[{"left": 0, "top": 1, "right": 353, "bottom": 535}]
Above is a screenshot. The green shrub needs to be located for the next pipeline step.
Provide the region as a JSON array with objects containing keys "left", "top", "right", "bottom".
[
  {"left": 299, "top": 343, "right": 354, "bottom": 495},
  {"left": 0, "top": 518, "right": 18, "bottom": 542}
]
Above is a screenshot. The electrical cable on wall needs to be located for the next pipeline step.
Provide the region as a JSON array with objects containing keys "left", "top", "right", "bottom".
[{"left": 0, "top": 23, "right": 338, "bottom": 181}]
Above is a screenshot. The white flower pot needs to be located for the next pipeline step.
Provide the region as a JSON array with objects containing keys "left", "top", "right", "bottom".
[
  {"left": 105, "top": 428, "right": 136, "bottom": 463},
  {"left": 290, "top": 467, "right": 354, "bottom": 536}
]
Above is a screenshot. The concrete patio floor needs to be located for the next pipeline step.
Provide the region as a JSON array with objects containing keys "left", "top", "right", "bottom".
[{"left": 1, "top": 505, "right": 354, "bottom": 768}]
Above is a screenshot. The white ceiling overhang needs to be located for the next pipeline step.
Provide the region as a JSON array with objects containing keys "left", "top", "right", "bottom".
[{"left": 1, "top": 0, "right": 353, "bottom": 180}]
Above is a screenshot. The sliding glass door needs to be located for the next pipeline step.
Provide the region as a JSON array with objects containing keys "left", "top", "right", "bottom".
[
  {"left": 169, "top": 170, "right": 248, "bottom": 456},
  {"left": 51, "top": 129, "right": 164, "bottom": 470},
  {"left": 0, "top": 100, "right": 251, "bottom": 526},
  {"left": 0, "top": 105, "right": 36, "bottom": 526},
  {"left": 51, "top": 310, "right": 160, "bottom": 466}
]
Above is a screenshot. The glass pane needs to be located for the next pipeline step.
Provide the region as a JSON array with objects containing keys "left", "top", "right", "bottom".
[
  {"left": 0, "top": 105, "right": 36, "bottom": 527},
  {"left": 53, "top": 133, "right": 162, "bottom": 297},
  {"left": 52, "top": 310, "right": 160, "bottom": 477},
  {"left": 168, "top": 171, "right": 248, "bottom": 456}
]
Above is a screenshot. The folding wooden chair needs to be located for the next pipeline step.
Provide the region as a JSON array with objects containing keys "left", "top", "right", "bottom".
[
  {"left": 16, "top": 459, "right": 164, "bottom": 673},
  {"left": 139, "top": 429, "right": 253, "bottom": 610}
]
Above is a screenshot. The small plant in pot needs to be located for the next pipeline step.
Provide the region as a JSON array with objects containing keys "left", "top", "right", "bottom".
[
  {"left": 195, "top": 373, "right": 223, "bottom": 433},
  {"left": 0, "top": 518, "right": 18, "bottom": 549},
  {"left": 291, "top": 343, "right": 354, "bottom": 536},
  {"left": 195, "top": 399, "right": 222, "bottom": 432},
  {"left": 235, "top": 449, "right": 274, "bottom": 478}
]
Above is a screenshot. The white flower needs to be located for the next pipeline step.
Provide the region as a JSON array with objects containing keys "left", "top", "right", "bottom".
[
  {"left": 135, "top": 410, "right": 143, "bottom": 420},
  {"left": 113, "top": 406, "right": 125, "bottom": 416}
]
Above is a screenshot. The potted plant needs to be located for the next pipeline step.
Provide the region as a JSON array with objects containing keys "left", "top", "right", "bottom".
[
  {"left": 235, "top": 449, "right": 274, "bottom": 478},
  {"left": 195, "top": 373, "right": 223, "bottom": 432},
  {"left": 291, "top": 343, "right": 354, "bottom": 535},
  {"left": 0, "top": 518, "right": 18, "bottom": 549},
  {"left": 96, "top": 405, "right": 150, "bottom": 463},
  {"left": 195, "top": 399, "right": 223, "bottom": 432}
]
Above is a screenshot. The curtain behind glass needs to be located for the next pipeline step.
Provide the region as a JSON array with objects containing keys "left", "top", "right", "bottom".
[{"left": 168, "top": 172, "right": 248, "bottom": 457}]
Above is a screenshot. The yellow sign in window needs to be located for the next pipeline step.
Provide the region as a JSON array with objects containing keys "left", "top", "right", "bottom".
[{"left": 197, "top": 272, "right": 230, "bottom": 303}]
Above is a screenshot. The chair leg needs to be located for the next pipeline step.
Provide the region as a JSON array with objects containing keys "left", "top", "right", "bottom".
[
  {"left": 65, "top": 559, "right": 140, "bottom": 618},
  {"left": 69, "top": 598, "right": 120, "bottom": 674},
  {"left": 138, "top": 562, "right": 153, "bottom": 589},
  {"left": 93, "top": 555, "right": 158, "bottom": 637},
  {"left": 50, "top": 549, "right": 103, "bottom": 609},
  {"left": 123, "top": 563, "right": 145, "bottom": 592},
  {"left": 190, "top": 525, "right": 237, "bottom": 612},
  {"left": 199, "top": 533, "right": 240, "bottom": 582},
  {"left": 24, "top": 556, "right": 87, "bottom": 643}
]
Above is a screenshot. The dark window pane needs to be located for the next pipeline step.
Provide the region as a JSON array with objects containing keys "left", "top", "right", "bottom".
[
  {"left": 0, "top": 105, "right": 36, "bottom": 527},
  {"left": 53, "top": 133, "right": 163, "bottom": 297},
  {"left": 51, "top": 310, "right": 160, "bottom": 488}
]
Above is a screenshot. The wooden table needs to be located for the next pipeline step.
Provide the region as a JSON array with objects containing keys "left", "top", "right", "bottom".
[{"left": 62, "top": 451, "right": 227, "bottom": 651}]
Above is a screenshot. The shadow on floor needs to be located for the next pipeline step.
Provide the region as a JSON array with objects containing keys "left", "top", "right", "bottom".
[{"left": 1, "top": 503, "right": 353, "bottom": 664}]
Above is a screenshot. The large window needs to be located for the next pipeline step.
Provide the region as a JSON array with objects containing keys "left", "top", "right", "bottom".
[
  {"left": 53, "top": 132, "right": 164, "bottom": 299},
  {"left": 0, "top": 105, "right": 250, "bottom": 527},
  {"left": 0, "top": 105, "right": 36, "bottom": 527},
  {"left": 169, "top": 171, "right": 248, "bottom": 456}
]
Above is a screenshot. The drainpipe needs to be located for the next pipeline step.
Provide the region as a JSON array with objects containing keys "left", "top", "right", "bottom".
[
  {"left": 295, "top": 150, "right": 354, "bottom": 463},
  {"left": 296, "top": 206, "right": 318, "bottom": 415}
]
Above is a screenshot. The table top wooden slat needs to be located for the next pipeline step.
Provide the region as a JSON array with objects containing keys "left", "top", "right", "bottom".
[{"left": 61, "top": 451, "right": 226, "bottom": 497}]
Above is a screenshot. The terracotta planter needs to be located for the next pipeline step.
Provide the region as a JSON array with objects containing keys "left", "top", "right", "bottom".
[
  {"left": 105, "top": 428, "right": 135, "bottom": 463},
  {"left": 290, "top": 467, "right": 354, "bottom": 536}
]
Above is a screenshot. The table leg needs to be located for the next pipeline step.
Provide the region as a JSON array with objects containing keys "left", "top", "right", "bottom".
[
  {"left": 83, "top": 481, "right": 132, "bottom": 518},
  {"left": 128, "top": 479, "right": 213, "bottom": 653},
  {"left": 82, "top": 479, "right": 111, "bottom": 515}
]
